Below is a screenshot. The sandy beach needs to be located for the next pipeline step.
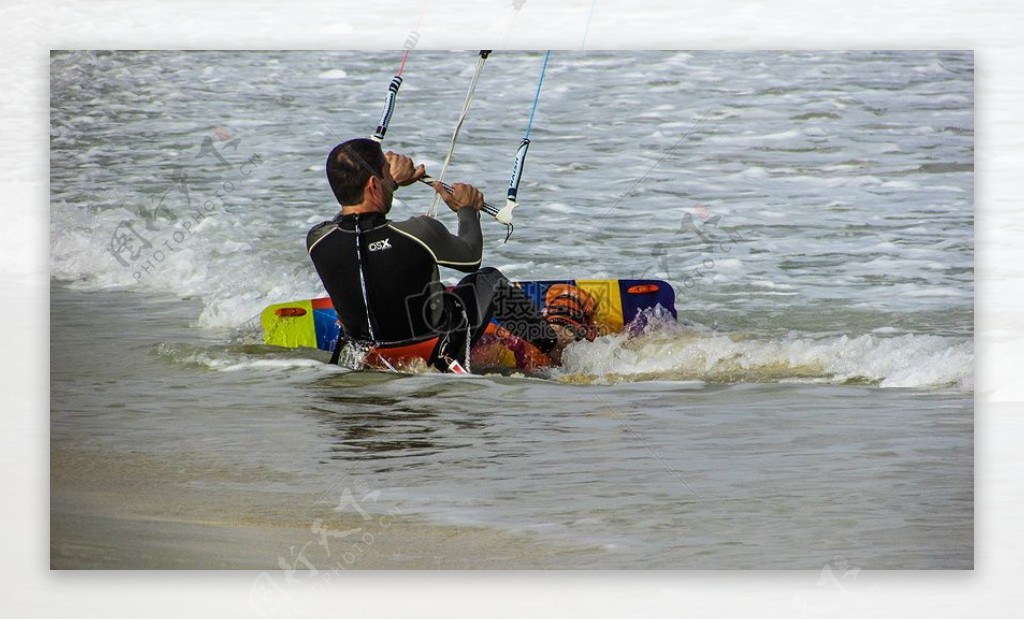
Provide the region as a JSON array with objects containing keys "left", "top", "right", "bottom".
[{"left": 50, "top": 440, "right": 606, "bottom": 570}]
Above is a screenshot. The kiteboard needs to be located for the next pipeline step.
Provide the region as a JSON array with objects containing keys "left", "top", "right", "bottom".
[{"left": 261, "top": 278, "right": 677, "bottom": 373}]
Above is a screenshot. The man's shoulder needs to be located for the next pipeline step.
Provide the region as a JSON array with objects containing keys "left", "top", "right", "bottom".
[
  {"left": 306, "top": 220, "right": 340, "bottom": 250},
  {"left": 389, "top": 215, "right": 446, "bottom": 237}
]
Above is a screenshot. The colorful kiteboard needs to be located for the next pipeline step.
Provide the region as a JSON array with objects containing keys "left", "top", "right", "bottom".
[{"left": 260, "top": 278, "right": 677, "bottom": 372}]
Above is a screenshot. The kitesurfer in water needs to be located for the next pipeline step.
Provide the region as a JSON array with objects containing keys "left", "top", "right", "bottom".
[{"left": 307, "top": 138, "right": 591, "bottom": 372}]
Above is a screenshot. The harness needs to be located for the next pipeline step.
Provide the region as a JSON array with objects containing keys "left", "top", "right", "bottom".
[{"left": 326, "top": 215, "right": 471, "bottom": 373}]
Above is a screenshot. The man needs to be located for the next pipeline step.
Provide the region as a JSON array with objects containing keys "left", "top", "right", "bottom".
[{"left": 307, "top": 138, "right": 573, "bottom": 372}]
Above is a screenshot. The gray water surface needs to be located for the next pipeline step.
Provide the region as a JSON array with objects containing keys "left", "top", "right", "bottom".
[{"left": 50, "top": 51, "right": 973, "bottom": 568}]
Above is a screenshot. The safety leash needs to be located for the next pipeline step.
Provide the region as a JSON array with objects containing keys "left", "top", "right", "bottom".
[
  {"left": 495, "top": 50, "right": 551, "bottom": 241},
  {"left": 370, "top": 49, "right": 414, "bottom": 143}
]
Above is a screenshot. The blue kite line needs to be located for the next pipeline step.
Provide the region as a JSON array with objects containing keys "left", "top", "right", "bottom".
[{"left": 524, "top": 50, "right": 551, "bottom": 139}]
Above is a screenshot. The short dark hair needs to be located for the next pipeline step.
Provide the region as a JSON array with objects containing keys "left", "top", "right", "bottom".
[{"left": 325, "top": 138, "right": 386, "bottom": 206}]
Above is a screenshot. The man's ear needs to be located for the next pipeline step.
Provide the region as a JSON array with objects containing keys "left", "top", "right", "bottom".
[{"left": 365, "top": 175, "right": 381, "bottom": 199}]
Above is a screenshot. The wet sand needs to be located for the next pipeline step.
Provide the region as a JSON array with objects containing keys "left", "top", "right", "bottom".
[{"left": 50, "top": 441, "right": 606, "bottom": 570}]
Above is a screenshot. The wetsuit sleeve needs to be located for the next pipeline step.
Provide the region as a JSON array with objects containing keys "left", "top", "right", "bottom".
[
  {"left": 392, "top": 208, "right": 483, "bottom": 272},
  {"left": 453, "top": 206, "right": 484, "bottom": 263}
]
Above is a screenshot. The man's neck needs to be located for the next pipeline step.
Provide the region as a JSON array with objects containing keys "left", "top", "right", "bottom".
[{"left": 339, "top": 203, "right": 383, "bottom": 217}]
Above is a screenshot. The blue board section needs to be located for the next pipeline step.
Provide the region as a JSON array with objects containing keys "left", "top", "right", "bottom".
[
  {"left": 313, "top": 307, "right": 340, "bottom": 352},
  {"left": 618, "top": 278, "right": 677, "bottom": 325},
  {"left": 515, "top": 280, "right": 567, "bottom": 309}
]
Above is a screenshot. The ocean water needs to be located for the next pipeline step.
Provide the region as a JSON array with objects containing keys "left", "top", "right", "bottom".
[{"left": 50, "top": 50, "right": 973, "bottom": 568}]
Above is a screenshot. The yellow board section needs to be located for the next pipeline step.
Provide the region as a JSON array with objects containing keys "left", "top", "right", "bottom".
[
  {"left": 575, "top": 279, "right": 624, "bottom": 334},
  {"left": 260, "top": 299, "right": 318, "bottom": 348}
]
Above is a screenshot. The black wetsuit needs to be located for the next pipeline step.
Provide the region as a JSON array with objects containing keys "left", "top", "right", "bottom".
[{"left": 307, "top": 208, "right": 558, "bottom": 368}]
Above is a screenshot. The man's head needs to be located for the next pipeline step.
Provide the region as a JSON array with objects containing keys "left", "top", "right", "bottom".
[{"left": 326, "top": 138, "right": 395, "bottom": 212}]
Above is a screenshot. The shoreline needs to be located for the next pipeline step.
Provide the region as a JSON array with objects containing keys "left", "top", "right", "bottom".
[{"left": 51, "top": 441, "right": 606, "bottom": 570}]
